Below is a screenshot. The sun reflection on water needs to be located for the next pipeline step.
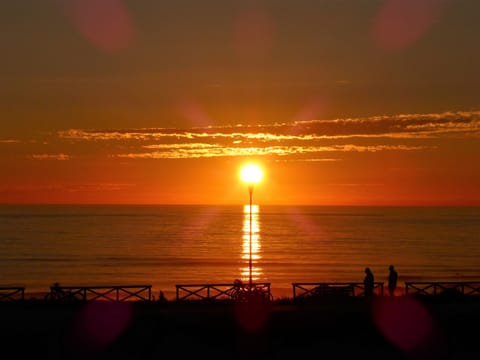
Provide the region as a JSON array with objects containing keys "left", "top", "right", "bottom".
[{"left": 241, "top": 205, "right": 263, "bottom": 282}]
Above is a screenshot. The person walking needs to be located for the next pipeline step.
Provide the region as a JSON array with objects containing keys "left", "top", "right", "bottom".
[
  {"left": 364, "top": 267, "right": 375, "bottom": 298},
  {"left": 388, "top": 265, "right": 398, "bottom": 296}
]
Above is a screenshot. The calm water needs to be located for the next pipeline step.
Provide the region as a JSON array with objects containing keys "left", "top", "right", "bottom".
[{"left": 0, "top": 205, "right": 479, "bottom": 299}]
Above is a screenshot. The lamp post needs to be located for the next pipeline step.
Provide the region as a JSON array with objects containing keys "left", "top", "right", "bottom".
[{"left": 240, "top": 164, "right": 262, "bottom": 290}]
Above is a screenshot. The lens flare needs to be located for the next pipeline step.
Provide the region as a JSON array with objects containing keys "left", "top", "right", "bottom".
[
  {"left": 371, "top": 0, "right": 446, "bottom": 52},
  {"left": 233, "top": 6, "right": 275, "bottom": 60},
  {"left": 372, "top": 295, "right": 446, "bottom": 357},
  {"left": 59, "top": 0, "right": 134, "bottom": 53}
]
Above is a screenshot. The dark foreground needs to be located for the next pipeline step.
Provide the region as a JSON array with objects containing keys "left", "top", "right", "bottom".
[{"left": 1, "top": 295, "right": 479, "bottom": 360}]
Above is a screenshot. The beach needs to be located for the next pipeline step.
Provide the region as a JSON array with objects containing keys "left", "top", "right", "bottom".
[{"left": 2, "top": 295, "right": 479, "bottom": 359}]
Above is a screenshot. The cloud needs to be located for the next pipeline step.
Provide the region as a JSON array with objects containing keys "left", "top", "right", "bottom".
[
  {"left": 54, "top": 110, "right": 478, "bottom": 160},
  {"left": 30, "top": 153, "right": 71, "bottom": 161},
  {"left": 58, "top": 110, "right": 480, "bottom": 142},
  {"left": 294, "top": 111, "right": 480, "bottom": 139},
  {"left": 64, "top": 183, "right": 135, "bottom": 192},
  {"left": 275, "top": 158, "right": 342, "bottom": 163},
  {"left": 114, "top": 144, "right": 430, "bottom": 159},
  {"left": 0, "top": 183, "right": 134, "bottom": 193},
  {"left": 327, "top": 183, "right": 384, "bottom": 187}
]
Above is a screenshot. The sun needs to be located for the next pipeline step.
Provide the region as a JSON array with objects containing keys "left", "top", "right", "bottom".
[{"left": 240, "top": 164, "right": 263, "bottom": 184}]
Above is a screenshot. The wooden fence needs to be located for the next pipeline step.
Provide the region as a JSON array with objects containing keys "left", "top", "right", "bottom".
[
  {"left": 0, "top": 287, "right": 25, "bottom": 301},
  {"left": 44, "top": 285, "right": 152, "bottom": 302},
  {"left": 405, "top": 282, "right": 480, "bottom": 296},
  {"left": 292, "top": 282, "right": 384, "bottom": 299},
  {"left": 176, "top": 282, "right": 271, "bottom": 301}
]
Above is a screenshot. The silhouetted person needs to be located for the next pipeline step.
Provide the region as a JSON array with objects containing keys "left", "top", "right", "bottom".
[
  {"left": 364, "top": 267, "right": 374, "bottom": 297},
  {"left": 388, "top": 265, "right": 398, "bottom": 296},
  {"left": 51, "top": 282, "right": 62, "bottom": 296},
  {"left": 158, "top": 290, "right": 167, "bottom": 302}
]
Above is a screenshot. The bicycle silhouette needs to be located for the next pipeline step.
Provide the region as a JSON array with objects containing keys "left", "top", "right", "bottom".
[
  {"left": 44, "top": 283, "right": 83, "bottom": 302},
  {"left": 228, "top": 279, "right": 272, "bottom": 302}
]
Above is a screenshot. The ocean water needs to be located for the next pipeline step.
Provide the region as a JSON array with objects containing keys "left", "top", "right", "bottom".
[{"left": 0, "top": 205, "right": 479, "bottom": 299}]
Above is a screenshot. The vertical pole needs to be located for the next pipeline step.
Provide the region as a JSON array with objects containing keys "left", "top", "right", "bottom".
[{"left": 249, "top": 184, "right": 253, "bottom": 290}]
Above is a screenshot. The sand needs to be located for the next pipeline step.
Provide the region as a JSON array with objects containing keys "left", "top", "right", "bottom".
[{"left": 1, "top": 295, "right": 479, "bottom": 359}]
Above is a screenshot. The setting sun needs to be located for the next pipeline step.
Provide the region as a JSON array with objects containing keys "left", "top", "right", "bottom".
[{"left": 240, "top": 164, "right": 263, "bottom": 184}]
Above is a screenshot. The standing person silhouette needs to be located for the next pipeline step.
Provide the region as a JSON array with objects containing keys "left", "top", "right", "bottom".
[
  {"left": 364, "top": 267, "right": 374, "bottom": 298},
  {"left": 388, "top": 265, "right": 398, "bottom": 296}
]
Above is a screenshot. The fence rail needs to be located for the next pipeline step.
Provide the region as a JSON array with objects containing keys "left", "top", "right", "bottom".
[
  {"left": 0, "top": 287, "right": 25, "bottom": 302},
  {"left": 176, "top": 282, "right": 271, "bottom": 301},
  {"left": 45, "top": 285, "right": 152, "bottom": 302},
  {"left": 405, "top": 282, "right": 480, "bottom": 296},
  {"left": 292, "top": 282, "right": 384, "bottom": 299}
]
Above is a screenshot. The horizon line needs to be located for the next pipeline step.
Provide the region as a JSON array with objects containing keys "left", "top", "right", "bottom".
[{"left": 1, "top": 202, "right": 479, "bottom": 207}]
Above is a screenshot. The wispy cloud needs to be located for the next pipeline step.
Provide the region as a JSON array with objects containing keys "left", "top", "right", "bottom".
[
  {"left": 0, "top": 140, "right": 21, "bottom": 143},
  {"left": 64, "top": 183, "right": 135, "bottom": 192},
  {"left": 30, "top": 153, "right": 71, "bottom": 161},
  {"left": 327, "top": 183, "right": 384, "bottom": 187},
  {"left": 58, "top": 110, "right": 480, "bottom": 142},
  {"left": 114, "top": 144, "right": 430, "bottom": 159},
  {"left": 54, "top": 110, "right": 478, "bottom": 160},
  {"left": 276, "top": 158, "right": 341, "bottom": 162},
  {"left": 0, "top": 183, "right": 134, "bottom": 193},
  {"left": 294, "top": 111, "right": 480, "bottom": 139}
]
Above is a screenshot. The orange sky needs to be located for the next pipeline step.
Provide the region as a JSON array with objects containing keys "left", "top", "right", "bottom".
[{"left": 1, "top": 1, "right": 480, "bottom": 205}]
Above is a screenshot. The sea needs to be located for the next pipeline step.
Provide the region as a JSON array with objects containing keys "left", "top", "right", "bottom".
[{"left": 0, "top": 205, "right": 479, "bottom": 300}]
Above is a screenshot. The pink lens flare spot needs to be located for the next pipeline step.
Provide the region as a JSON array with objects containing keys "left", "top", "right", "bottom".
[
  {"left": 234, "top": 296, "right": 272, "bottom": 333},
  {"left": 70, "top": 301, "right": 133, "bottom": 353},
  {"left": 371, "top": 0, "right": 446, "bottom": 52},
  {"left": 372, "top": 296, "right": 435, "bottom": 352},
  {"left": 233, "top": 7, "right": 275, "bottom": 60},
  {"left": 60, "top": 0, "right": 135, "bottom": 53},
  {"left": 176, "top": 98, "right": 213, "bottom": 128},
  {"left": 292, "top": 97, "right": 328, "bottom": 123}
]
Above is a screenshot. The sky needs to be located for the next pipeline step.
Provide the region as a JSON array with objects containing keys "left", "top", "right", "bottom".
[{"left": 1, "top": 0, "right": 479, "bottom": 206}]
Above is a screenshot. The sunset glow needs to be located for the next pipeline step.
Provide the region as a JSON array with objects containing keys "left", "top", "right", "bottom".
[
  {"left": 1, "top": 1, "right": 480, "bottom": 205},
  {"left": 2, "top": 3, "right": 480, "bottom": 357}
]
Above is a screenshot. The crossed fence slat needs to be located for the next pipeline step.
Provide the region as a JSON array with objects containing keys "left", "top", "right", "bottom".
[
  {"left": 176, "top": 283, "right": 271, "bottom": 301},
  {"left": 0, "top": 287, "right": 25, "bottom": 301},
  {"left": 463, "top": 283, "right": 480, "bottom": 296},
  {"left": 405, "top": 282, "right": 480, "bottom": 296},
  {"left": 46, "top": 285, "right": 152, "bottom": 302},
  {"left": 292, "top": 282, "right": 384, "bottom": 299}
]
